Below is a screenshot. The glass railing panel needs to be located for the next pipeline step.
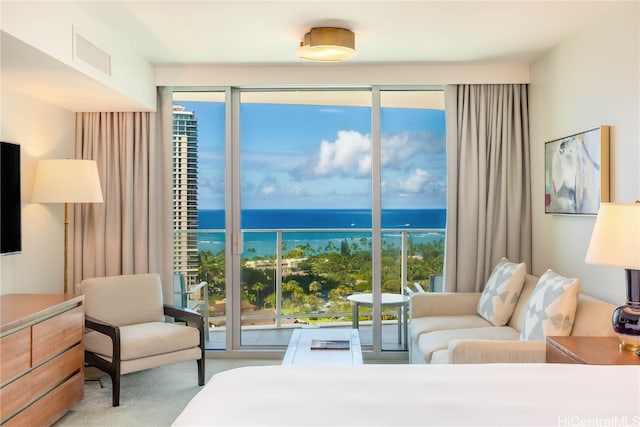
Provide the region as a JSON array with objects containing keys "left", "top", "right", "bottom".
[
  {"left": 240, "top": 231, "right": 279, "bottom": 346},
  {"left": 379, "top": 230, "right": 445, "bottom": 350},
  {"left": 194, "top": 229, "right": 226, "bottom": 350},
  {"left": 177, "top": 228, "right": 444, "bottom": 350}
]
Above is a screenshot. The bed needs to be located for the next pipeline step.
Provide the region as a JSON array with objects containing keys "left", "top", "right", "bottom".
[{"left": 172, "top": 363, "right": 640, "bottom": 426}]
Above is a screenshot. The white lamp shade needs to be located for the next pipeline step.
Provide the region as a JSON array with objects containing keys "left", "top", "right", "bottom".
[
  {"left": 585, "top": 202, "right": 640, "bottom": 269},
  {"left": 32, "top": 159, "right": 104, "bottom": 203}
]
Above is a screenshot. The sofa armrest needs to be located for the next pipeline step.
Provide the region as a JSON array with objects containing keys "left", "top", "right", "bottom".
[
  {"left": 410, "top": 292, "right": 482, "bottom": 318},
  {"left": 446, "top": 339, "right": 546, "bottom": 364}
]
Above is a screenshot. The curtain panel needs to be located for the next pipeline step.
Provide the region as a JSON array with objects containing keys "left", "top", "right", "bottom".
[
  {"left": 444, "top": 84, "right": 532, "bottom": 292},
  {"left": 72, "top": 87, "right": 174, "bottom": 299}
]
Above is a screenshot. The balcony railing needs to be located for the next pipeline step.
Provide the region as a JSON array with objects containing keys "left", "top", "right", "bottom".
[{"left": 174, "top": 228, "right": 445, "bottom": 340}]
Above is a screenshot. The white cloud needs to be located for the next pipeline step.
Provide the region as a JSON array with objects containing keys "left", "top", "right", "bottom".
[
  {"left": 260, "top": 184, "right": 276, "bottom": 195},
  {"left": 313, "top": 130, "right": 371, "bottom": 177},
  {"left": 402, "top": 168, "right": 430, "bottom": 193},
  {"left": 295, "top": 130, "right": 437, "bottom": 180},
  {"left": 381, "top": 133, "right": 420, "bottom": 167},
  {"left": 289, "top": 185, "right": 306, "bottom": 196},
  {"left": 257, "top": 176, "right": 308, "bottom": 198},
  {"left": 289, "top": 129, "right": 446, "bottom": 203},
  {"left": 383, "top": 168, "right": 444, "bottom": 197}
]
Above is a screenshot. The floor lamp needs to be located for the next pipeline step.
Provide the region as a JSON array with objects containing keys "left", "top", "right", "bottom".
[{"left": 32, "top": 159, "right": 103, "bottom": 294}]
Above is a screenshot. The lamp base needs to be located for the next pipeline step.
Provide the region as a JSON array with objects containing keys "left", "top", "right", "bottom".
[{"left": 613, "top": 304, "right": 640, "bottom": 352}]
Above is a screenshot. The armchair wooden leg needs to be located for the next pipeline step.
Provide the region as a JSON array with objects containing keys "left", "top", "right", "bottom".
[
  {"left": 112, "top": 372, "right": 120, "bottom": 407},
  {"left": 197, "top": 358, "right": 205, "bottom": 386},
  {"left": 86, "top": 351, "right": 121, "bottom": 407}
]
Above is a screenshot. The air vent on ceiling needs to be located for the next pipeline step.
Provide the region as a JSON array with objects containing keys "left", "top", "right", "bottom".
[{"left": 73, "top": 31, "right": 111, "bottom": 76}]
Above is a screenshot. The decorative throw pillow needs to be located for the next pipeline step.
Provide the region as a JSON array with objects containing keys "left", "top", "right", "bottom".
[
  {"left": 476, "top": 257, "right": 527, "bottom": 326},
  {"left": 519, "top": 269, "right": 581, "bottom": 341}
]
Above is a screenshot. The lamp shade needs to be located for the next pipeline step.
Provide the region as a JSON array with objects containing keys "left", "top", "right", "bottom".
[
  {"left": 585, "top": 202, "right": 640, "bottom": 269},
  {"left": 297, "top": 27, "right": 356, "bottom": 62},
  {"left": 32, "top": 159, "right": 103, "bottom": 203}
]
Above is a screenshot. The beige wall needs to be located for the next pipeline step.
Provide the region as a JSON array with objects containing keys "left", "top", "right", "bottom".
[
  {"left": 529, "top": 1, "right": 640, "bottom": 304},
  {"left": 0, "top": 88, "right": 75, "bottom": 294}
]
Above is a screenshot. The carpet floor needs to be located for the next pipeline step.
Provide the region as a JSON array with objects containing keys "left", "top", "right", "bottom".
[{"left": 54, "top": 359, "right": 277, "bottom": 427}]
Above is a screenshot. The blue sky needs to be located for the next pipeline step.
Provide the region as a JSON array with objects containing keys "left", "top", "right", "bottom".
[{"left": 177, "top": 99, "right": 446, "bottom": 211}]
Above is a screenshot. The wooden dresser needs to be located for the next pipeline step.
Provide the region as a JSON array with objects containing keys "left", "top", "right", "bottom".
[{"left": 0, "top": 294, "right": 85, "bottom": 426}]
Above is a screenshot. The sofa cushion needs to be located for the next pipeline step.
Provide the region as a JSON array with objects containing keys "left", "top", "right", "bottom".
[
  {"left": 477, "top": 258, "right": 526, "bottom": 326},
  {"left": 409, "top": 315, "right": 492, "bottom": 342},
  {"left": 84, "top": 322, "right": 200, "bottom": 361},
  {"left": 418, "top": 326, "right": 520, "bottom": 363},
  {"left": 520, "top": 269, "right": 580, "bottom": 341},
  {"left": 570, "top": 295, "right": 616, "bottom": 337}
]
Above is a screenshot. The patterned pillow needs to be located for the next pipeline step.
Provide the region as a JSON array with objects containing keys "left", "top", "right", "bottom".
[
  {"left": 519, "top": 269, "right": 581, "bottom": 341},
  {"left": 476, "top": 257, "right": 527, "bottom": 326}
]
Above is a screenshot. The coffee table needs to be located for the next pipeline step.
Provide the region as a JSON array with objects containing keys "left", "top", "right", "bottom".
[{"left": 282, "top": 328, "right": 363, "bottom": 365}]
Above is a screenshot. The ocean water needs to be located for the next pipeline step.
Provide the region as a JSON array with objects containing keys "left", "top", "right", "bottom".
[
  {"left": 196, "top": 209, "right": 446, "bottom": 258},
  {"left": 198, "top": 209, "right": 446, "bottom": 230}
]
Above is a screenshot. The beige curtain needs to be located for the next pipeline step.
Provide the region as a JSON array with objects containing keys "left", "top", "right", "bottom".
[
  {"left": 444, "top": 84, "right": 531, "bottom": 292},
  {"left": 73, "top": 87, "right": 174, "bottom": 299}
]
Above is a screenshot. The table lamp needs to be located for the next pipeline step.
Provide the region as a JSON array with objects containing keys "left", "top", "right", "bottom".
[
  {"left": 32, "top": 159, "right": 103, "bottom": 293},
  {"left": 585, "top": 201, "right": 640, "bottom": 351}
]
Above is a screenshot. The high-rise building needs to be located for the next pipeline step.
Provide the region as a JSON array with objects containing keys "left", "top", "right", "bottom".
[{"left": 172, "top": 105, "right": 199, "bottom": 288}]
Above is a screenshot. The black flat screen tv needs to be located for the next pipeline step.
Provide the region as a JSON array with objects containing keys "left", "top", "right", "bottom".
[{"left": 1, "top": 141, "right": 22, "bottom": 254}]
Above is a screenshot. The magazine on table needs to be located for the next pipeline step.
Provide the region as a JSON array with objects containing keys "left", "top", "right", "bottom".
[{"left": 310, "top": 339, "right": 350, "bottom": 350}]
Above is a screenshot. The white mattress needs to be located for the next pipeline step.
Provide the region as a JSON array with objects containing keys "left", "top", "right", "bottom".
[{"left": 173, "top": 363, "right": 640, "bottom": 426}]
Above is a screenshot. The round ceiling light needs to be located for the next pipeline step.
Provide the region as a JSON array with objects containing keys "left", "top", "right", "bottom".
[{"left": 297, "top": 27, "right": 356, "bottom": 62}]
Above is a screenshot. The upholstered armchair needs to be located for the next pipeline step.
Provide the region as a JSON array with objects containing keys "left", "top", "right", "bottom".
[{"left": 78, "top": 273, "right": 205, "bottom": 406}]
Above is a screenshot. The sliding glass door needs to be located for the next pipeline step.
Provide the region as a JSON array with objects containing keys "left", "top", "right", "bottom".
[
  {"left": 172, "top": 87, "right": 446, "bottom": 354},
  {"left": 238, "top": 90, "right": 373, "bottom": 347},
  {"left": 172, "top": 91, "right": 227, "bottom": 350}
]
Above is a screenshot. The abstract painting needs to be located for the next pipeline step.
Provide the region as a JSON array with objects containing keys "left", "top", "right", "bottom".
[{"left": 545, "top": 126, "right": 609, "bottom": 215}]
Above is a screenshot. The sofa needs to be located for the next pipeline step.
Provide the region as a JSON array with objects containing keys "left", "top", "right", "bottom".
[{"left": 409, "top": 269, "right": 617, "bottom": 364}]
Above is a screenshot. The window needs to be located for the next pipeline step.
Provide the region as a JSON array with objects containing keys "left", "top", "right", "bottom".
[{"left": 172, "top": 88, "right": 445, "bottom": 353}]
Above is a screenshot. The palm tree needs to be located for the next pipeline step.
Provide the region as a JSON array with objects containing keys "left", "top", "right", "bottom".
[
  {"left": 309, "top": 280, "right": 322, "bottom": 295},
  {"left": 252, "top": 281, "right": 266, "bottom": 306},
  {"left": 198, "top": 250, "right": 216, "bottom": 284}
]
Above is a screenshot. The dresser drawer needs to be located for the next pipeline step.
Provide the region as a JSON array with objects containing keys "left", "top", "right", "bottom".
[
  {"left": 29, "top": 372, "right": 84, "bottom": 427},
  {"left": 0, "top": 372, "right": 31, "bottom": 423},
  {"left": 31, "top": 343, "right": 83, "bottom": 400},
  {"left": 0, "top": 328, "right": 31, "bottom": 384},
  {"left": 1, "top": 294, "right": 84, "bottom": 426},
  {"left": 32, "top": 306, "right": 83, "bottom": 366},
  {"left": 1, "top": 406, "right": 30, "bottom": 427},
  {"left": 2, "top": 374, "right": 84, "bottom": 427}
]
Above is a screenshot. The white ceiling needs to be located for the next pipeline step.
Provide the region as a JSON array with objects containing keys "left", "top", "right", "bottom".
[
  {"left": 0, "top": 1, "right": 620, "bottom": 111},
  {"left": 73, "top": 0, "right": 616, "bottom": 65}
]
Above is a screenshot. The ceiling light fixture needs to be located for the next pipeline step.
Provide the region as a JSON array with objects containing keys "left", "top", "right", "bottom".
[{"left": 297, "top": 27, "right": 356, "bottom": 62}]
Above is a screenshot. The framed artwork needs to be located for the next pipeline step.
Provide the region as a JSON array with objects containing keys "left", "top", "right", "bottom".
[{"left": 545, "top": 126, "right": 609, "bottom": 215}]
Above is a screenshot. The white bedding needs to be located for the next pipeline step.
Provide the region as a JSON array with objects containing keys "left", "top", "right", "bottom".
[{"left": 173, "top": 363, "right": 640, "bottom": 426}]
